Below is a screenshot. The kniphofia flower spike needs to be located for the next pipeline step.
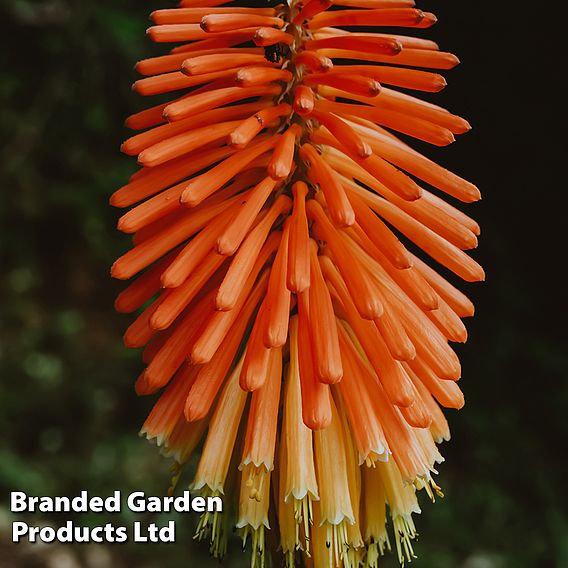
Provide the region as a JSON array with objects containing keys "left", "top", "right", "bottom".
[{"left": 112, "top": 0, "right": 483, "bottom": 566}]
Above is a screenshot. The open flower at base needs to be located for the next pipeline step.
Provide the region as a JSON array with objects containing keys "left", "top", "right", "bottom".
[{"left": 113, "top": 0, "right": 483, "bottom": 566}]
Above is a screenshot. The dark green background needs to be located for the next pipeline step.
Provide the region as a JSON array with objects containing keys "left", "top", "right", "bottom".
[{"left": 1, "top": 1, "right": 566, "bottom": 567}]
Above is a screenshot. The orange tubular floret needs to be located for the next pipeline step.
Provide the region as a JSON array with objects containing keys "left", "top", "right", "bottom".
[
  {"left": 140, "top": 364, "right": 198, "bottom": 444},
  {"left": 348, "top": 191, "right": 411, "bottom": 269},
  {"left": 320, "top": 256, "right": 415, "bottom": 407},
  {"left": 241, "top": 346, "right": 282, "bottom": 466},
  {"left": 293, "top": 50, "right": 333, "bottom": 73},
  {"left": 112, "top": 145, "right": 234, "bottom": 208},
  {"left": 346, "top": 183, "right": 485, "bottom": 282},
  {"left": 299, "top": 144, "right": 355, "bottom": 227},
  {"left": 216, "top": 196, "right": 291, "bottom": 310},
  {"left": 150, "top": 253, "right": 227, "bottom": 330},
  {"left": 263, "top": 223, "right": 292, "bottom": 349},
  {"left": 374, "top": 297, "right": 417, "bottom": 362},
  {"left": 235, "top": 67, "right": 293, "bottom": 88},
  {"left": 308, "top": 200, "right": 383, "bottom": 320},
  {"left": 398, "top": 381, "right": 433, "bottom": 428},
  {"left": 308, "top": 240, "right": 343, "bottom": 384},
  {"left": 201, "top": 14, "right": 284, "bottom": 33},
  {"left": 123, "top": 295, "right": 166, "bottom": 349},
  {"left": 347, "top": 226, "right": 440, "bottom": 313},
  {"left": 114, "top": 250, "right": 178, "bottom": 314},
  {"left": 305, "top": 35, "right": 401, "bottom": 55},
  {"left": 216, "top": 176, "right": 279, "bottom": 256},
  {"left": 293, "top": 85, "right": 315, "bottom": 116},
  {"left": 328, "top": 65, "right": 447, "bottom": 93},
  {"left": 268, "top": 124, "right": 301, "bottom": 180},
  {"left": 181, "top": 135, "right": 279, "bottom": 207},
  {"left": 152, "top": 7, "right": 276, "bottom": 25},
  {"left": 239, "top": 305, "right": 272, "bottom": 392},
  {"left": 138, "top": 120, "right": 241, "bottom": 168},
  {"left": 410, "top": 253, "right": 474, "bottom": 318},
  {"left": 310, "top": 109, "right": 372, "bottom": 159},
  {"left": 322, "top": 85, "right": 471, "bottom": 135},
  {"left": 182, "top": 53, "right": 274, "bottom": 76},
  {"left": 340, "top": 121, "right": 478, "bottom": 202},
  {"left": 253, "top": 27, "right": 294, "bottom": 47},
  {"left": 426, "top": 296, "right": 468, "bottom": 343},
  {"left": 309, "top": 8, "right": 436, "bottom": 29},
  {"left": 295, "top": 299, "right": 332, "bottom": 430},
  {"left": 336, "top": 325, "right": 388, "bottom": 464},
  {"left": 163, "top": 85, "right": 281, "bottom": 122},
  {"left": 185, "top": 276, "right": 269, "bottom": 421},
  {"left": 121, "top": 102, "right": 268, "bottom": 157},
  {"left": 191, "top": 257, "right": 273, "bottom": 365},
  {"left": 294, "top": 0, "right": 332, "bottom": 24},
  {"left": 287, "top": 181, "right": 311, "bottom": 293},
  {"left": 113, "top": 201, "right": 223, "bottom": 279},
  {"left": 159, "top": 206, "right": 237, "bottom": 290},
  {"left": 143, "top": 290, "right": 215, "bottom": 392},
  {"left": 229, "top": 104, "right": 291, "bottom": 149},
  {"left": 147, "top": 24, "right": 259, "bottom": 43},
  {"left": 304, "top": 72, "right": 381, "bottom": 98},
  {"left": 405, "top": 358, "right": 464, "bottom": 409},
  {"left": 312, "top": 128, "right": 423, "bottom": 201}
]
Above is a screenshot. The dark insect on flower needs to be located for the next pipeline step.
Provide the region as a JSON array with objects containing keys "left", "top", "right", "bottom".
[
  {"left": 112, "top": 1, "right": 483, "bottom": 567},
  {"left": 264, "top": 43, "right": 284, "bottom": 63}
]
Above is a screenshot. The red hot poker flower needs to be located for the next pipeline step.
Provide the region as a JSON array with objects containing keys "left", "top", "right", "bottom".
[{"left": 113, "top": 1, "right": 483, "bottom": 566}]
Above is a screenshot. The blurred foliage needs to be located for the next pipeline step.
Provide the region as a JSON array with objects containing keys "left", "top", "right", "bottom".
[{"left": 0, "top": 1, "right": 566, "bottom": 567}]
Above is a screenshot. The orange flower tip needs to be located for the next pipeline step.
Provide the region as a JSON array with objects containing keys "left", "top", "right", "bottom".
[
  {"left": 239, "top": 374, "right": 265, "bottom": 393},
  {"left": 439, "top": 132, "right": 456, "bottom": 146},
  {"left": 180, "top": 187, "right": 200, "bottom": 208},
  {"left": 215, "top": 236, "right": 237, "bottom": 257},
  {"left": 294, "top": 100, "right": 313, "bottom": 116},
  {"left": 149, "top": 312, "right": 169, "bottom": 332},
  {"left": 180, "top": 60, "right": 193, "bottom": 76},
  {"left": 464, "top": 186, "right": 482, "bottom": 203},
  {"left": 162, "top": 105, "right": 185, "bottom": 123},
  {"left": 317, "top": 369, "right": 343, "bottom": 385},
  {"left": 422, "top": 11, "right": 438, "bottom": 26},
  {"left": 455, "top": 329, "right": 468, "bottom": 343},
  {"left": 287, "top": 277, "right": 310, "bottom": 294},
  {"left": 110, "top": 261, "right": 129, "bottom": 281},
  {"left": 109, "top": 192, "right": 124, "bottom": 208},
  {"left": 448, "top": 54, "right": 461, "bottom": 68},
  {"left": 114, "top": 298, "right": 128, "bottom": 314},
  {"left": 303, "top": 411, "right": 332, "bottom": 431},
  {"left": 392, "top": 40, "right": 404, "bottom": 55},
  {"left": 116, "top": 216, "right": 135, "bottom": 234},
  {"left": 361, "top": 300, "right": 383, "bottom": 320},
  {"left": 228, "top": 132, "right": 248, "bottom": 150},
  {"left": 119, "top": 140, "right": 134, "bottom": 156},
  {"left": 262, "top": 332, "right": 286, "bottom": 350},
  {"left": 334, "top": 209, "right": 356, "bottom": 228},
  {"left": 384, "top": 341, "right": 417, "bottom": 363},
  {"left": 393, "top": 391, "right": 415, "bottom": 408},
  {"left": 441, "top": 367, "right": 462, "bottom": 382},
  {"left": 134, "top": 374, "right": 152, "bottom": 396},
  {"left": 146, "top": 27, "right": 159, "bottom": 41},
  {"left": 184, "top": 398, "right": 207, "bottom": 423},
  {"left": 267, "top": 163, "right": 289, "bottom": 181},
  {"left": 189, "top": 347, "right": 211, "bottom": 366},
  {"left": 160, "top": 272, "right": 184, "bottom": 289},
  {"left": 368, "top": 81, "right": 382, "bottom": 97},
  {"left": 358, "top": 141, "right": 373, "bottom": 159}
]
